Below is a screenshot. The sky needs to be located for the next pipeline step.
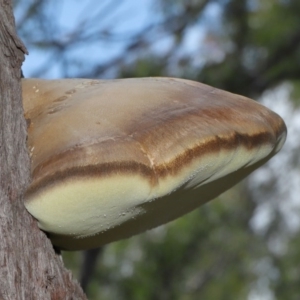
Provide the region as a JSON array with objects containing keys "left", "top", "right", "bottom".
[
  {"left": 16, "top": 0, "right": 159, "bottom": 78},
  {"left": 16, "top": 0, "right": 222, "bottom": 79}
]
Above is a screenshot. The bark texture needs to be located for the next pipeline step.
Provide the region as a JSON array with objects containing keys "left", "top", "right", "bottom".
[{"left": 0, "top": 1, "right": 87, "bottom": 299}]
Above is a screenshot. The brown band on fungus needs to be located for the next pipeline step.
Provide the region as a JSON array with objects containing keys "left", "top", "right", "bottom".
[{"left": 26, "top": 127, "right": 279, "bottom": 200}]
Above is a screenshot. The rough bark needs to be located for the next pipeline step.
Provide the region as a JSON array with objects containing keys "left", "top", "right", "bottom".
[{"left": 0, "top": 1, "right": 87, "bottom": 299}]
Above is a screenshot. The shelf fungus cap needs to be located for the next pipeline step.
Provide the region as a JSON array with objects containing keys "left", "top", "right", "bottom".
[{"left": 23, "top": 77, "right": 286, "bottom": 250}]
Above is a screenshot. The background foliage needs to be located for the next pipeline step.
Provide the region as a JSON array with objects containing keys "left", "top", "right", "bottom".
[{"left": 15, "top": 0, "right": 300, "bottom": 299}]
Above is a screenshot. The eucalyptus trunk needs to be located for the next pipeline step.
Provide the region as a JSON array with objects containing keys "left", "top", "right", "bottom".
[{"left": 0, "top": 1, "right": 86, "bottom": 299}]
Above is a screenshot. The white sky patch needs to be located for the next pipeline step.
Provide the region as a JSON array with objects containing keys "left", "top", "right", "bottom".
[
  {"left": 150, "top": 35, "right": 176, "bottom": 57},
  {"left": 247, "top": 256, "right": 279, "bottom": 300},
  {"left": 182, "top": 25, "right": 205, "bottom": 54},
  {"left": 180, "top": 25, "right": 206, "bottom": 68}
]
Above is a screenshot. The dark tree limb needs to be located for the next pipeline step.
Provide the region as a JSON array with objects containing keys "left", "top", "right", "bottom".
[{"left": 80, "top": 248, "right": 103, "bottom": 293}]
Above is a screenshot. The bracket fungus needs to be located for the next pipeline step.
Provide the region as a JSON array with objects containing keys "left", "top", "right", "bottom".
[{"left": 22, "top": 77, "right": 286, "bottom": 250}]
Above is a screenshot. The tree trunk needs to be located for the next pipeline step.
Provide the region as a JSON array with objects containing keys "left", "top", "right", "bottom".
[{"left": 0, "top": 2, "right": 87, "bottom": 299}]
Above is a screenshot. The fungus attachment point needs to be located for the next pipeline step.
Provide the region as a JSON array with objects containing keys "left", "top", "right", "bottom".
[{"left": 23, "top": 78, "right": 287, "bottom": 250}]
